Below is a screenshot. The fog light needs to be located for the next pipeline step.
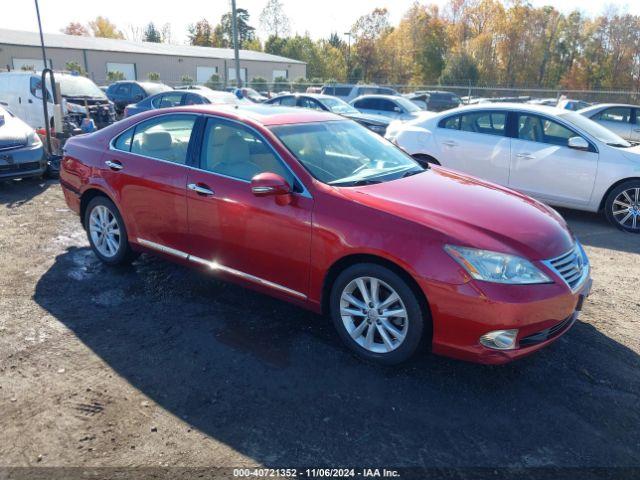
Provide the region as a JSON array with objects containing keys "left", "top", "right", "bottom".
[{"left": 480, "top": 329, "right": 518, "bottom": 350}]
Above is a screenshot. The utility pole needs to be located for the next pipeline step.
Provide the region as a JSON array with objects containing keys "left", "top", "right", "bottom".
[
  {"left": 231, "top": 0, "right": 242, "bottom": 88},
  {"left": 344, "top": 32, "right": 352, "bottom": 84}
]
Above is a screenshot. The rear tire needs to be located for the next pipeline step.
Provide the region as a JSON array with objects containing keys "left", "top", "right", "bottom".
[
  {"left": 84, "top": 196, "right": 138, "bottom": 265},
  {"left": 604, "top": 180, "right": 640, "bottom": 233},
  {"left": 330, "top": 263, "right": 426, "bottom": 365}
]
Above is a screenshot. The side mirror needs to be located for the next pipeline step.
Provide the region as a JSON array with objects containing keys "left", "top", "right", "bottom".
[
  {"left": 568, "top": 136, "right": 589, "bottom": 151},
  {"left": 250, "top": 172, "right": 291, "bottom": 197}
]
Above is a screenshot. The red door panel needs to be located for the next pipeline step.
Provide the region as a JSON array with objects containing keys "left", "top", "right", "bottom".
[
  {"left": 103, "top": 150, "right": 189, "bottom": 252},
  {"left": 186, "top": 170, "right": 313, "bottom": 298}
]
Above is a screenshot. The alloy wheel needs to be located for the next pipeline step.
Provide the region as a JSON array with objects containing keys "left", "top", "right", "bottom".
[
  {"left": 611, "top": 187, "right": 640, "bottom": 231},
  {"left": 89, "top": 205, "right": 121, "bottom": 258},
  {"left": 339, "top": 276, "right": 408, "bottom": 354}
]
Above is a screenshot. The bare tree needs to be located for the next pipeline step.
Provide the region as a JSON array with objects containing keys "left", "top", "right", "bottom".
[
  {"left": 260, "top": 0, "right": 291, "bottom": 38},
  {"left": 124, "top": 24, "right": 143, "bottom": 42},
  {"left": 160, "top": 23, "right": 173, "bottom": 44}
]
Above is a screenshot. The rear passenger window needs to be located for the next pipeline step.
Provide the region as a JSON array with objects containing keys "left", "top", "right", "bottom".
[
  {"left": 278, "top": 96, "right": 297, "bottom": 106},
  {"left": 153, "top": 92, "right": 184, "bottom": 108},
  {"left": 114, "top": 129, "right": 134, "bottom": 152},
  {"left": 459, "top": 111, "right": 506, "bottom": 136},
  {"left": 597, "top": 107, "right": 631, "bottom": 123},
  {"left": 200, "top": 118, "right": 296, "bottom": 186},
  {"left": 128, "top": 114, "right": 196, "bottom": 164}
]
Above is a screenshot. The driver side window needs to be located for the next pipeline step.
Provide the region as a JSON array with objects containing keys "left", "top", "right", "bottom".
[
  {"left": 517, "top": 114, "right": 576, "bottom": 147},
  {"left": 200, "top": 118, "right": 296, "bottom": 186}
]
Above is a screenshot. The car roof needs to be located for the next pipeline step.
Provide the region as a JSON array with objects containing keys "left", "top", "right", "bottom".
[
  {"left": 580, "top": 103, "right": 637, "bottom": 111},
  {"left": 352, "top": 94, "right": 401, "bottom": 101},
  {"left": 435, "top": 102, "right": 570, "bottom": 116},
  {"left": 275, "top": 93, "right": 337, "bottom": 101},
  {"left": 176, "top": 104, "right": 341, "bottom": 126}
]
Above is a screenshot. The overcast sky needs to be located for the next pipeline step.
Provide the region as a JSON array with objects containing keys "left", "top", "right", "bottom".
[{"left": 4, "top": 0, "right": 640, "bottom": 44}]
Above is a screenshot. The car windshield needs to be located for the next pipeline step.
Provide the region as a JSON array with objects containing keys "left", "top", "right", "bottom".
[
  {"left": 322, "top": 97, "right": 359, "bottom": 115},
  {"left": 395, "top": 96, "right": 422, "bottom": 113},
  {"left": 558, "top": 111, "right": 632, "bottom": 148},
  {"left": 271, "top": 120, "right": 423, "bottom": 186},
  {"left": 201, "top": 91, "right": 245, "bottom": 105},
  {"left": 58, "top": 75, "right": 106, "bottom": 99}
]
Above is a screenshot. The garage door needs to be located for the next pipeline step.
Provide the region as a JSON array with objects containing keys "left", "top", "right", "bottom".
[
  {"left": 106, "top": 63, "right": 136, "bottom": 80},
  {"left": 196, "top": 66, "right": 218, "bottom": 84},
  {"left": 13, "top": 58, "right": 46, "bottom": 71}
]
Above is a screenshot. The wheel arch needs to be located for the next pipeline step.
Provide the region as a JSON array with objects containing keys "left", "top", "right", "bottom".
[
  {"left": 79, "top": 187, "right": 117, "bottom": 229},
  {"left": 598, "top": 177, "right": 640, "bottom": 211},
  {"left": 321, "top": 254, "right": 433, "bottom": 337}
]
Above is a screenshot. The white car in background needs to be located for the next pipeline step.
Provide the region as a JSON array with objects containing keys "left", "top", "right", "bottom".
[
  {"left": 578, "top": 104, "right": 640, "bottom": 143},
  {"left": 386, "top": 103, "right": 640, "bottom": 232}
]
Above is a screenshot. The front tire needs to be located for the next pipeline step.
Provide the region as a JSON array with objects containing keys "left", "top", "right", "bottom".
[
  {"left": 604, "top": 180, "right": 640, "bottom": 233},
  {"left": 84, "top": 196, "right": 137, "bottom": 265},
  {"left": 330, "top": 263, "right": 426, "bottom": 365}
]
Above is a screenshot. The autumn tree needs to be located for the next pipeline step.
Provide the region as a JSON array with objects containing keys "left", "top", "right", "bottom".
[
  {"left": 61, "top": 22, "right": 89, "bottom": 36},
  {"left": 88, "top": 16, "right": 124, "bottom": 39},
  {"left": 259, "top": 0, "right": 291, "bottom": 38},
  {"left": 351, "top": 8, "right": 392, "bottom": 82},
  {"left": 188, "top": 19, "right": 213, "bottom": 47}
]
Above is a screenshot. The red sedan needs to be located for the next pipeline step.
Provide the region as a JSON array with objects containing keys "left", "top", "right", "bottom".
[{"left": 60, "top": 105, "right": 591, "bottom": 365}]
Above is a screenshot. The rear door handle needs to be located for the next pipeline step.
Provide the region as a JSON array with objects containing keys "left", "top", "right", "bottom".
[
  {"left": 105, "top": 160, "right": 123, "bottom": 171},
  {"left": 442, "top": 140, "right": 458, "bottom": 147},
  {"left": 516, "top": 153, "right": 535, "bottom": 160},
  {"left": 188, "top": 183, "right": 215, "bottom": 196}
]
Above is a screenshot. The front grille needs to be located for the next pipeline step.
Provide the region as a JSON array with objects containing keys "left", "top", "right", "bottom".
[
  {"left": 0, "top": 161, "right": 41, "bottom": 173},
  {"left": 520, "top": 314, "right": 575, "bottom": 346},
  {"left": 544, "top": 243, "right": 589, "bottom": 292}
]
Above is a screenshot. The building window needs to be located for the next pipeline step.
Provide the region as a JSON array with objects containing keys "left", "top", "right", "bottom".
[
  {"left": 106, "top": 62, "right": 136, "bottom": 80},
  {"left": 273, "top": 69, "right": 288, "bottom": 80},
  {"left": 228, "top": 67, "right": 247, "bottom": 83},
  {"left": 196, "top": 66, "right": 219, "bottom": 84}
]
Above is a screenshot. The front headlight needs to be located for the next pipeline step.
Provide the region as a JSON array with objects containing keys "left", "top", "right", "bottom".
[
  {"left": 445, "top": 245, "right": 551, "bottom": 284},
  {"left": 26, "top": 131, "right": 42, "bottom": 147},
  {"left": 64, "top": 101, "right": 88, "bottom": 115}
]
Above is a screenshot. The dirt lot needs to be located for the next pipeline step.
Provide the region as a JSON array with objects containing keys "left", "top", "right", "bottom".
[{"left": 1, "top": 178, "right": 639, "bottom": 470}]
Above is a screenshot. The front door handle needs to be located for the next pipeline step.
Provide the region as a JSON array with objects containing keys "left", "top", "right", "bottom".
[
  {"left": 442, "top": 140, "right": 458, "bottom": 147},
  {"left": 105, "top": 160, "right": 123, "bottom": 171},
  {"left": 188, "top": 183, "right": 215, "bottom": 196},
  {"left": 516, "top": 153, "right": 535, "bottom": 160}
]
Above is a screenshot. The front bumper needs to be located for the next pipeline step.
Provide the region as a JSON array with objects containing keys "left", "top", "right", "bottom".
[
  {"left": 423, "top": 274, "right": 592, "bottom": 365},
  {"left": 0, "top": 143, "right": 46, "bottom": 180}
]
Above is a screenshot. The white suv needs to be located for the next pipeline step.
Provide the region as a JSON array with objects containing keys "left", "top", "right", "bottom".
[{"left": 386, "top": 103, "right": 640, "bottom": 232}]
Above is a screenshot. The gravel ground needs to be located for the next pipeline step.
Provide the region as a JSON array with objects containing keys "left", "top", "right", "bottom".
[{"left": 0, "top": 178, "right": 638, "bottom": 469}]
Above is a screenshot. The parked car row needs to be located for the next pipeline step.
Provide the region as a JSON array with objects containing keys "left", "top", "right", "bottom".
[{"left": 60, "top": 103, "right": 592, "bottom": 367}]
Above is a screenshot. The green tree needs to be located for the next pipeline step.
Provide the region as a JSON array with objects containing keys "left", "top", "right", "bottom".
[
  {"left": 351, "top": 8, "right": 391, "bottom": 82},
  {"left": 107, "top": 70, "right": 125, "bottom": 82},
  {"left": 220, "top": 8, "right": 256, "bottom": 48},
  {"left": 292, "top": 77, "right": 308, "bottom": 92},
  {"left": 143, "top": 22, "right": 162, "bottom": 43},
  {"left": 272, "top": 76, "right": 289, "bottom": 92},
  {"left": 181, "top": 74, "right": 194, "bottom": 85},
  {"left": 65, "top": 61, "right": 86, "bottom": 75},
  {"left": 188, "top": 19, "right": 213, "bottom": 46},
  {"left": 205, "top": 73, "right": 222, "bottom": 90},
  {"left": 147, "top": 72, "right": 160, "bottom": 81},
  {"left": 439, "top": 52, "right": 479, "bottom": 84},
  {"left": 250, "top": 76, "right": 268, "bottom": 91}
]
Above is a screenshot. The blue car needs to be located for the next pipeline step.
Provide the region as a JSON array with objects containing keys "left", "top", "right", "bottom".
[{"left": 124, "top": 88, "right": 247, "bottom": 118}]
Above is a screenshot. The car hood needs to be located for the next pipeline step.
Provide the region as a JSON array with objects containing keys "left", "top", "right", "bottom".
[
  {"left": 343, "top": 112, "right": 390, "bottom": 125},
  {"left": 0, "top": 113, "right": 30, "bottom": 149},
  {"left": 335, "top": 167, "right": 574, "bottom": 261}
]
